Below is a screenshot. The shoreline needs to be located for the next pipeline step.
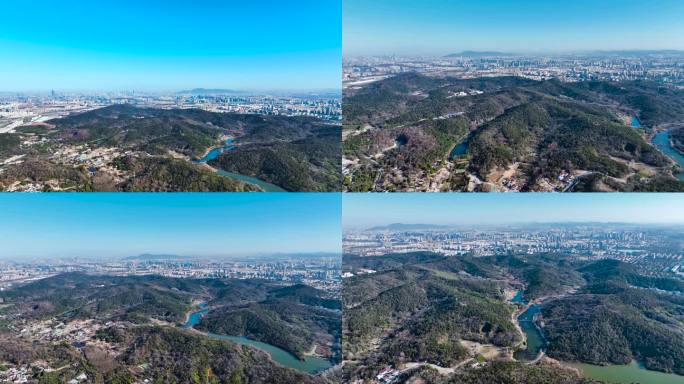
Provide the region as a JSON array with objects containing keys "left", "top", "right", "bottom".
[{"left": 197, "top": 134, "right": 236, "bottom": 160}]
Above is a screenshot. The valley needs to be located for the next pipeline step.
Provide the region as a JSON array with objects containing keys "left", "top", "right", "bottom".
[
  {"left": 0, "top": 273, "right": 341, "bottom": 383},
  {"left": 0, "top": 104, "right": 341, "bottom": 192},
  {"left": 343, "top": 73, "right": 684, "bottom": 192},
  {"left": 341, "top": 251, "right": 684, "bottom": 384}
]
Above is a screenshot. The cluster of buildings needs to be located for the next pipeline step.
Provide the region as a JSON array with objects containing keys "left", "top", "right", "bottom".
[
  {"left": 0, "top": 255, "right": 342, "bottom": 294},
  {"left": 173, "top": 94, "right": 341, "bottom": 121},
  {"left": 343, "top": 225, "right": 684, "bottom": 278},
  {"left": 0, "top": 317, "right": 101, "bottom": 383},
  {"left": 0, "top": 366, "right": 31, "bottom": 383},
  {"left": 343, "top": 52, "right": 684, "bottom": 89},
  {"left": 0, "top": 90, "right": 341, "bottom": 136}
]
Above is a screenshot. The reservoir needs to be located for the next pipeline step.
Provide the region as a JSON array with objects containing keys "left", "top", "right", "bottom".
[
  {"left": 449, "top": 140, "right": 469, "bottom": 159},
  {"left": 194, "top": 139, "right": 287, "bottom": 191},
  {"left": 196, "top": 139, "right": 236, "bottom": 162},
  {"left": 216, "top": 170, "right": 287, "bottom": 192},
  {"left": 510, "top": 291, "right": 545, "bottom": 361},
  {"left": 569, "top": 361, "right": 684, "bottom": 384},
  {"left": 204, "top": 334, "right": 333, "bottom": 374},
  {"left": 513, "top": 304, "right": 545, "bottom": 361},
  {"left": 449, "top": 132, "right": 475, "bottom": 160},
  {"left": 652, "top": 130, "right": 684, "bottom": 180},
  {"left": 510, "top": 290, "right": 525, "bottom": 303},
  {"left": 509, "top": 293, "right": 684, "bottom": 382},
  {"left": 182, "top": 304, "right": 332, "bottom": 374},
  {"left": 448, "top": 133, "right": 472, "bottom": 160}
]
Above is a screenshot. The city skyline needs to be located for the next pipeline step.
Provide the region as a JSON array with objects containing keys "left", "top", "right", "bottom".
[
  {"left": 0, "top": 193, "right": 342, "bottom": 259},
  {"left": 343, "top": 194, "right": 684, "bottom": 229},
  {"left": 344, "top": 0, "right": 684, "bottom": 56},
  {"left": 0, "top": 0, "right": 341, "bottom": 92}
]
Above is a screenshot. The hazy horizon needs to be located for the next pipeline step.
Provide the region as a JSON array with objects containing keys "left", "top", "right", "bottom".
[
  {"left": 347, "top": 221, "right": 684, "bottom": 231},
  {"left": 0, "top": 87, "right": 343, "bottom": 97},
  {"left": 0, "top": 194, "right": 342, "bottom": 259},
  {"left": 344, "top": 48, "right": 684, "bottom": 59},
  {"left": 0, "top": 250, "right": 343, "bottom": 261},
  {"left": 343, "top": 194, "right": 684, "bottom": 229},
  {"left": 344, "top": 0, "right": 684, "bottom": 56}
]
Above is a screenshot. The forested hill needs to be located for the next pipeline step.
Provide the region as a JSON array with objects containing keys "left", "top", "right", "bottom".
[
  {"left": 208, "top": 123, "right": 341, "bottom": 191},
  {"left": 0, "top": 104, "right": 340, "bottom": 191},
  {"left": 343, "top": 73, "right": 684, "bottom": 192},
  {"left": 0, "top": 273, "right": 340, "bottom": 383},
  {"left": 342, "top": 252, "right": 684, "bottom": 383}
]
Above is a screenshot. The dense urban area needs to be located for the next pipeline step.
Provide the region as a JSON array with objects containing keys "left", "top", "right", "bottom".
[
  {"left": 0, "top": 254, "right": 341, "bottom": 293},
  {"left": 344, "top": 223, "right": 684, "bottom": 278},
  {"left": 344, "top": 51, "right": 684, "bottom": 87},
  {"left": 1, "top": 90, "right": 341, "bottom": 134}
]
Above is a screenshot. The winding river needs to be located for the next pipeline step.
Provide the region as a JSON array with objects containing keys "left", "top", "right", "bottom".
[
  {"left": 510, "top": 291, "right": 546, "bottom": 361},
  {"left": 511, "top": 292, "right": 684, "bottom": 383},
  {"left": 652, "top": 130, "right": 684, "bottom": 180},
  {"left": 448, "top": 135, "right": 471, "bottom": 161},
  {"left": 193, "top": 138, "right": 287, "bottom": 192},
  {"left": 181, "top": 304, "right": 333, "bottom": 374}
]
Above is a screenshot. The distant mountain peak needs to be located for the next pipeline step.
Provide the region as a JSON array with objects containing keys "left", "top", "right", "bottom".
[
  {"left": 176, "top": 88, "right": 242, "bottom": 95},
  {"left": 367, "top": 223, "right": 451, "bottom": 231},
  {"left": 445, "top": 51, "right": 514, "bottom": 57},
  {"left": 123, "top": 253, "right": 187, "bottom": 261}
]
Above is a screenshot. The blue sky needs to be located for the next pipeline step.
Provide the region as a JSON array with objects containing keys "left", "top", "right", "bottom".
[
  {"left": 343, "top": 194, "right": 684, "bottom": 229},
  {"left": 344, "top": 0, "right": 684, "bottom": 56},
  {"left": 0, "top": 193, "right": 341, "bottom": 259},
  {"left": 0, "top": 0, "right": 341, "bottom": 92}
]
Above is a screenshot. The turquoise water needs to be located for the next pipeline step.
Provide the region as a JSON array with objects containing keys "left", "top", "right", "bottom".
[
  {"left": 216, "top": 170, "right": 287, "bottom": 192},
  {"left": 194, "top": 138, "right": 288, "bottom": 191},
  {"left": 182, "top": 304, "right": 332, "bottom": 374},
  {"left": 513, "top": 304, "right": 545, "bottom": 361},
  {"left": 652, "top": 130, "right": 684, "bottom": 180},
  {"left": 510, "top": 291, "right": 545, "bottom": 361},
  {"left": 182, "top": 302, "right": 208, "bottom": 328},
  {"left": 205, "top": 334, "right": 333, "bottom": 374},
  {"left": 449, "top": 140, "right": 469, "bottom": 160},
  {"left": 508, "top": 291, "right": 684, "bottom": 382},
  {"left": 569, "top": 361, "right": 684, "bottom": 384},
  {"left": 511, "top": 290, "right": 526, "bottom": 304},
  {"left": 196, "top": 139, "right": 236, "bottom": 162},
  {"left": 631, "top": 116, "right": 642, "bottom": 128}
]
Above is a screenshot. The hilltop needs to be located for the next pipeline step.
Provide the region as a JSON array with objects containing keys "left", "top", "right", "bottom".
[{"left": 0, "top": 105, "right": 341, "bottom": 191}]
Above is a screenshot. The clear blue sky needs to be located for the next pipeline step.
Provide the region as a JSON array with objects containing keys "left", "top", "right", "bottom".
[
  {"left": 344, "top": 0, "right": 684, "bottom": 56},
  {"left": 0, "top": 193, "right": 341, "bottom": 259},
  {"left": 343, "top": 194, "right": 684, "bottom": 229},
  {"left": 0, "top": 0, "right": 341, "bottom": 92}
]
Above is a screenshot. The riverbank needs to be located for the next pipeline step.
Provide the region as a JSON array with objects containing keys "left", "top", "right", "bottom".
[
  {"left": 179, "top": 303, "right": 333, "bottom": 374},
  {"left": 651, "top": 129, "right": 684, "bottom": 180},
  {"left": 509, "top": 290, "right": 684, "bottom": 383},
  {"left": 192, "top": 136, "right": 287, "bottom": 191},
  {"left": 508, "top": 290, "right": 551, "bottom": 363}
]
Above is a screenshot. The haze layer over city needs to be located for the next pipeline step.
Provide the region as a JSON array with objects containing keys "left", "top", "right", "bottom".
[{"left": 0, "top": 193, "right": 342, "bottom": 289}]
